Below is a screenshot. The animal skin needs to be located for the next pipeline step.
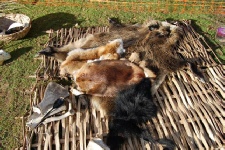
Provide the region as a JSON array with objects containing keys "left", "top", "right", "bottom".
[
  {"left": 85, "top": 78, "right": 174, "bottom": 150},
  {"left": 78, "top": 78, "right": 163, "bottom": 150},
  {"left": 74, "top": 76, "right": 176, "bottom": 150},
  {"left": 106, "top": 78, "right": 157, "bottom": 150},
  {"left": 37, "top": 19, "right": 185, "bottom": 149},
  {"left": 38, "top": 18, "right": 205, "bottom": 94},
  {"left": 74, "top": 60, "right": 146, "bottom": 97},
  {"left": 59, "top": 38, "right": 125, "bottom": 76}
]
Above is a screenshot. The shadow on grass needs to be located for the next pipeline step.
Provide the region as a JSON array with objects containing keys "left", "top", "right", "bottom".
[
  {"left": 191, "top": 20, "right": 225, "bottom": 64},
  {"left": 5, "top": 46, "right": 33, "bottom": 64},
  {"left": 26, "top": 12, "right": 83, "bottom": 38},
  {"left": 191, "top": 20, "right": 218, "bottom": 49}
]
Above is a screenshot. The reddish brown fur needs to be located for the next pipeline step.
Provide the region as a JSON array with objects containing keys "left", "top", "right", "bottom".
[
  {"left": 60, "top": 60, "right": 86, "bottom": 76},
  {"left": 74, "top": 60, "right": 145, "bottom": 97},
  {"left": 60, "top": 39, "right": 123, "bottom": 76}
]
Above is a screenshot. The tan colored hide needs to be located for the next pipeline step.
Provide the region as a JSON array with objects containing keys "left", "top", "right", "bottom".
[{"left": 74, "top": 60, "right": 145, "bottom": 97}]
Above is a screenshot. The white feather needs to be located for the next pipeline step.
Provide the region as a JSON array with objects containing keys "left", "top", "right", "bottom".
[{"left": 7, "top": 23, "right": 24, "bottom": 30}]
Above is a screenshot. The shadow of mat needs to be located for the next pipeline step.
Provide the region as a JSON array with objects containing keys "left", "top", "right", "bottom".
[{"left": 27, "top": 12, "right": 83, "bottom": 38}]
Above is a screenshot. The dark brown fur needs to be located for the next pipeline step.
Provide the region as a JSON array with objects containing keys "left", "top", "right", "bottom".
[{"left": 90, "top": 96, "right": 115, "bottom": 115}]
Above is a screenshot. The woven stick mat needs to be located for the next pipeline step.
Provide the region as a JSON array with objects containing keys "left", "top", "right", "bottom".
[{"left": 22, "top": 20, "right": 224, "bottom": 150}]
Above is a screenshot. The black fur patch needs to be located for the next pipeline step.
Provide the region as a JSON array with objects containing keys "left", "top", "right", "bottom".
[
  {"left": 107, "top": 78, "right": 157, "bottom": 149},
  {"left": 38, "top": 46, "right": 56, "bottom": 56}
]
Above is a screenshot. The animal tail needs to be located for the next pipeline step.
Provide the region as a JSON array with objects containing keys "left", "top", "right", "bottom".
[
  {"left": 38, "top": 42, "right": 74, "bottom": 55},
  {"left": 38, "top": 46, "right": 57, "bottom": 56},
  {"left": 106, "top": 78, "right": 158, "bottom": 150},
  {"left": 37, "top": 46, "right": 68, "bottom": 62}
]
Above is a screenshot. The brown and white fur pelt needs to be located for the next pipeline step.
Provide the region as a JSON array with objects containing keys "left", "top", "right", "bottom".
[
  {"left": 59, "top": 38, "right": 125, "bottom": 77},
  {"left": 39, "top": 18, "right": 205, "bottom": 94}
]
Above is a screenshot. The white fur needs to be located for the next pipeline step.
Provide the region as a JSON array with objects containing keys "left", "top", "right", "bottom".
[
  {"left": 72, "top": 70, "right": 79, "bottom": 81},
  {"left": 169, "top": 25, "right": 178, "bottom": 31},
  {"left": 161, "top": 21, "right": 172, "bottom": 27},
  {"left": 161, "top": 21, "right": 178, "bottom": 31},
  {"left": 111, "top": 38, "right": 125, "bottom": 55},
  {"left": 69, "top": 38, "right": 125, "bottom": 56},
  {"left": 68, "top": 38, "right": 125, "bottom": 63},
  {"left": 71, "top": 88, "right": 84, "bottom": 96},
  {"left": 68, "top": 38, "right": 125, "bottom": 56}
]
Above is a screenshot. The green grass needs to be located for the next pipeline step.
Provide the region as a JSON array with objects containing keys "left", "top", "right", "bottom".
[{"left": 0, "top": 2, "right": 224, "bottom": 149}]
